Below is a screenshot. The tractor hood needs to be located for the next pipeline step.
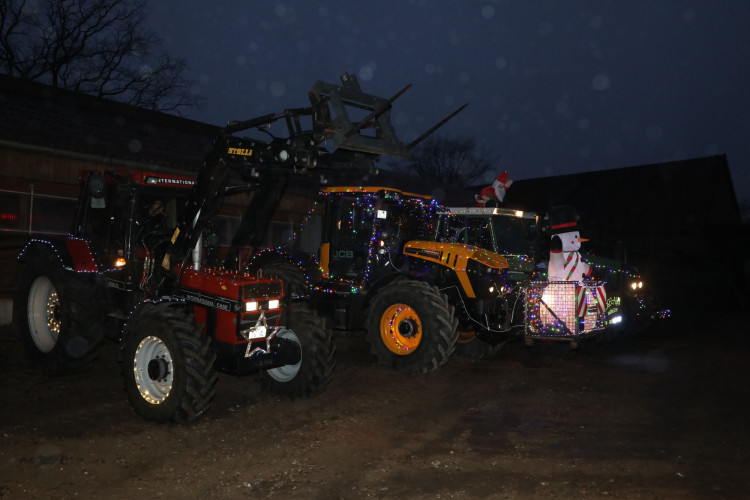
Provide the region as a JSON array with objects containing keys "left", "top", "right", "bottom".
[
  {"left": 403, "top": 241, "right": 509, "bottom": 270},
  {"left": 403, "top": 241, "right": 509, "bottom": 299}
]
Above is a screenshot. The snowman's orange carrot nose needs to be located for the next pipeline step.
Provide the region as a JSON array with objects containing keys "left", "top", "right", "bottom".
[{"left": 578, "top": 237, "right": 589, "bottom": 242}]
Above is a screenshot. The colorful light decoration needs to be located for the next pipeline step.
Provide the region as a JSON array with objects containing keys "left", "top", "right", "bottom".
[
  {"left": 271, "top": 187, "right": 440, "bottom": 294},
  {"left": 539, "top": 283, "right": 578, "bottom": 334},
  {"left": 526, "top": 281, "right": 606, "bottom": 338}
]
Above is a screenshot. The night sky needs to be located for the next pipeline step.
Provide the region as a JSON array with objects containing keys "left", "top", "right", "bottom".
[{"left": 146, "top": 1, "right": 750, "bottom": 204}]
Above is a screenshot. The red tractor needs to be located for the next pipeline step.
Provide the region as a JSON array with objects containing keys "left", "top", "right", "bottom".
[{"left": 16, "top": 169, "right": 332, "bottom": 423}]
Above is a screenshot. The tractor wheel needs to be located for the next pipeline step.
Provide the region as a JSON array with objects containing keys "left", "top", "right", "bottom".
[
  {"left": 455, "top": 329, "right": 505, "bottom": 359},
  {"left": 263, "top": 303, "right": 335, "bottom": 399},
  {"left": 365, "top": 280, "right": 458, "bottom": 374},
  {"left": 121, "top": 302, "right": 218, "bottom": 423},
  {"left": 15, "top": 250, "right": 104, "bottom": 374},
  {"left": 261, "top": 262, "right": 307, "bottom": 299}
]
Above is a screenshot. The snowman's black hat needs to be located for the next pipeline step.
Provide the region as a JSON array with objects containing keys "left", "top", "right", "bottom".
[{"left": 546, "top": 205, "right": 580, "bottom": 235}]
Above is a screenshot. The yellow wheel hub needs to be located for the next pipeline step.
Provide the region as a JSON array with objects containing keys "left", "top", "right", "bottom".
[{"left": 380, "top": 303, "right": 422, "bottom": 355}]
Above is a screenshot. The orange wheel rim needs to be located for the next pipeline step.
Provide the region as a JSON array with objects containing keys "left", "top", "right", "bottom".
[{"left": 379, "top": 303, "right": 422, "bottom": 355}]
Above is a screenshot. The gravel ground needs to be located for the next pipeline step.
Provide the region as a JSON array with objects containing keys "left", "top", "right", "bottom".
[{"left": 1, "top": 309, "right": 748, "bottom": 499}]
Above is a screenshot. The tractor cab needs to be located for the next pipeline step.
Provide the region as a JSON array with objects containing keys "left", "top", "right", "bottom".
[
  {"left": 74, "top": 170, "right": 195, "bottom": 301},
  {"left": 297, "top": 186, "right": 439, "bottom": 288},
  {"left": 437, "top": 207, "right": 541, "bottom": 282}
]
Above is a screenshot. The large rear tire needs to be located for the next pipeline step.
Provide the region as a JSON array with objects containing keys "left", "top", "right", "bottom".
[
  {"left": 365, "top": 280, "right": 458, "bottom": 374},
  {"left": 263, "top": 303, "right": 335, "bottom": 399},
  {"left": 15, "top": 250, "right": 104, "bottom": 374},
  {"left": 261, "top": 262, "right": 307, "bottom": 300},
  {"left": 121, "top": 302, "right": 218, "bottom": 423}
]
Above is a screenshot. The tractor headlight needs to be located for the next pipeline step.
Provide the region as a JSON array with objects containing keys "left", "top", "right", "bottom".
[
  {"left": 630, "top": 281, "right": 643, "bottom": 290},
  {"left": 246, "top": 299, "right": 280, "bottom": 311}
]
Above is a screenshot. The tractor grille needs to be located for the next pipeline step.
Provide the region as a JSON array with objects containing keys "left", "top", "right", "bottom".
[{"left": 244, "top": 281, "right": 283, "bottom": 300}]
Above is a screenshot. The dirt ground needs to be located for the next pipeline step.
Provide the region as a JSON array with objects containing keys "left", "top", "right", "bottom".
[{"left": 1, "top": 308, "right": 749, "bottom": 499}]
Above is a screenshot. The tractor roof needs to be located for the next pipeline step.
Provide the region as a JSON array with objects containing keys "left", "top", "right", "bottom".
[
  {"left": 320, "top": 186, "right": 432, "bottom": 200},
  {"left": 445, "top": 207, "right": 536, "bottom": 219}
]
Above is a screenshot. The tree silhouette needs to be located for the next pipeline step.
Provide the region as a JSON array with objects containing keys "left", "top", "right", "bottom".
[
  {"left": 391, "top": 135, "right": 497, "bottom": 188},
  {"left": 0, "top": 0, "right": 197, "bottom": 112}
]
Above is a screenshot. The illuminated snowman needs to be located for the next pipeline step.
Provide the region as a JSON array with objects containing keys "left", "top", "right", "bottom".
[
  {"left": 540, "top": 206, "right": 597, "bottom": 332},
  {"left": 547, "top": 207, "right": 592, "bottom": 283}
]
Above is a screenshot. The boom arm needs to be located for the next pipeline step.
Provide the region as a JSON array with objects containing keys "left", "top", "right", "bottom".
[{"left": 164, "top": 73, "right": 467, "bottom": 280}]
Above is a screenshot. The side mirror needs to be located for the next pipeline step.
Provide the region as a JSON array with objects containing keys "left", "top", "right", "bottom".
[
  {"left": 206, "top": 232, "right": 220, "bottom": 246},
  {"left": 88, "top": 174, "right": 107, "bottom": 209}
]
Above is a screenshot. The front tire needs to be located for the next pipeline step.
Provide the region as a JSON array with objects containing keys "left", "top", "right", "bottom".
[
  {"left": 263, "top": 304, "right": 335, "bottom": 399},
  {"left": 15, "top": 250, "right": 104, "bottom": 374},
  {"left": 121, "top": 302, "right": 218, "bottom": 423},
  {"left": 365, "top": 280, "right": 458, "bottom": 375}
]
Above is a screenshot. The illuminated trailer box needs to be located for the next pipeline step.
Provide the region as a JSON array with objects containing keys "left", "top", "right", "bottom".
[{"left": 524, "top": 281, "right": 607, "bottom": 347}]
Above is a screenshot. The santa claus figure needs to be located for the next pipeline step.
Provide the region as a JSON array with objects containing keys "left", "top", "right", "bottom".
[
  {"left": 546, "top": 205, "right": 592, "bottom": 282},
  {"left": 475, "top": 171, "right": 513, "bottom": 207}
]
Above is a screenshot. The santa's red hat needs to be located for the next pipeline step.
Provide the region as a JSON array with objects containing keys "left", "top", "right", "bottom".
[{"left": 493, "top": 171, "right": 512, "bottom": 189}]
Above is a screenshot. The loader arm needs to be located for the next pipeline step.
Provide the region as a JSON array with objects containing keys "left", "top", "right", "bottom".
[{"left": 164, "top": 73, "right": 466, "bottom": 283}]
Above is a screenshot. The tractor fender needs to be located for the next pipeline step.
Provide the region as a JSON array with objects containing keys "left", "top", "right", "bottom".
[
  {"left": 116, "top": 296, "right": 187, "bottom": 346},
  {"left": 246, "top": 248, "right": 320, "bottom": 279},
  {"left": 18, "top": 236, "right": 101, "bottom": 273}
]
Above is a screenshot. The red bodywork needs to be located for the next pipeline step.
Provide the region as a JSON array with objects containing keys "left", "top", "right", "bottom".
[
  {"left": 180, "top": 268, "right": 284, "bottom": 345},
  {"left": 65, "top": 239, "right": 99, "bottom": 272}
]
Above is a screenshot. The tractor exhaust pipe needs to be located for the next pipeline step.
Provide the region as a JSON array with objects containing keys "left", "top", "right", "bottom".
[{"left": 192, "top": 209, "right": 202, "bottom": 270}]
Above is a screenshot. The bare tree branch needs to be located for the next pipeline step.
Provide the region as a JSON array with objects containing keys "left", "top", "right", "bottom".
[
  {"left": 0, "top": 0, "right": 198, "bottom": 112},
  {"left": 390, "top": 135, "right": 498, "bottom": 188}
]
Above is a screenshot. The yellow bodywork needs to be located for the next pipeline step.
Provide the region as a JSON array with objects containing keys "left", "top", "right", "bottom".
[
  {"left": 319, "top": 242, "right": 330, "bottom": 278},
  {"left": 403, "top": 241, "right": 509, "bottom": 298}
]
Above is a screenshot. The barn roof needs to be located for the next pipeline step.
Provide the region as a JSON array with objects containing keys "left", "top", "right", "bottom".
[
  {"left": 503, "top": 155, "right": 741, "bottom": 237},
  {"left": 0, "top": 74, "right": 219, "bottom": 172}
]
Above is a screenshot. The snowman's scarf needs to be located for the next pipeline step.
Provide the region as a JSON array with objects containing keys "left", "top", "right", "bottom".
[{"left": 563, "top": 251, "right": 581, "bottom": 280}]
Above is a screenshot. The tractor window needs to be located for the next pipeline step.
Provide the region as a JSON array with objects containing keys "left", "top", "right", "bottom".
[
  {"left": 79, "top": 182, "right": 125, "bottom": 263},
  {"left": 377, "top": 198, "right": 435, "bottom": 248},
  {"left": 436, "top": 214, "right": 469, "bottom": 244},
  {"left": 132, "top": 194, "right": 183, "bottom": 255},
  {"left": 492, "top": 216, "right": 539, "bottom": 257},
  {"left": 296, "top": 213, "right": 322, "bottom": 255},
  {"left": 106, "top": 186, "right": 136, "bottom": 264},
  {"left": 326, "top": 195, "right": 374, "bottom": 280},
  {"left": 135, "top": 196, "right": 178, "bottom": 236},
  {"left": 464, "top": 216, "right": 495, "bottom": 250}
]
